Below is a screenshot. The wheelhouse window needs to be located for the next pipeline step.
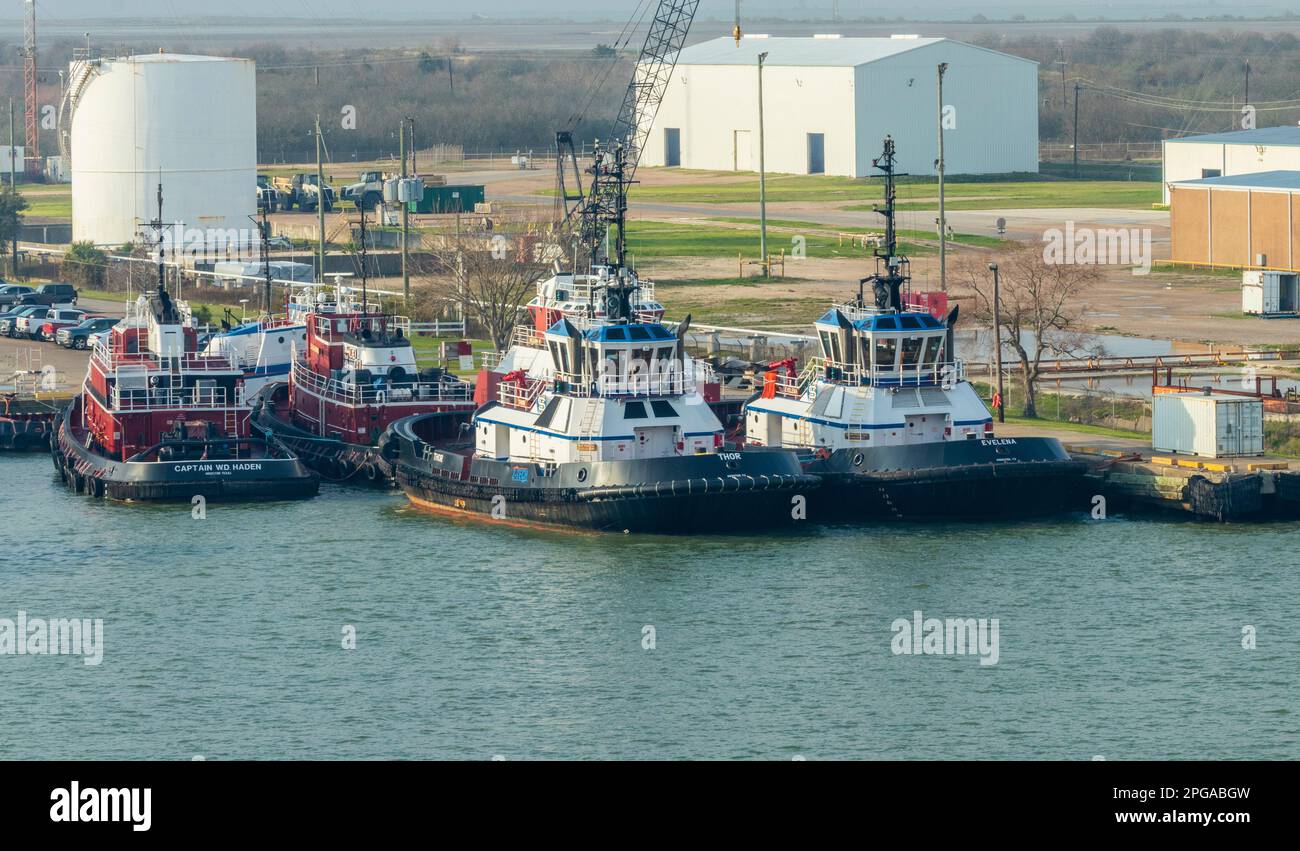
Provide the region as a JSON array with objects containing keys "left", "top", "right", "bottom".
[
  {"left": 901, "top": 336, "right": 924, "bottom": 369},
  {"left": 819, "top": 330, "right": 834, "bottom": 359},
  {"left": 624, "top": 401, "right": 648, "bottom": 419},
  {"left": 923, "top": 336, "right": 943, "bottom": 370},
  {"left": 873, "top": 336, "right": 898, "bottom": 371}
]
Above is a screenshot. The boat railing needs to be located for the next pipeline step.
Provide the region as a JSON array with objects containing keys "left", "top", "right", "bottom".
[
  {"left": 553, "top": 275, "right": 657, "bottom": 305},
  {"left": 551, "top": 371, "right": 695, "bottom": 399},
  {"left": 769, "top": 361, "right": 820, "bottom": 398},
  {"left": 94, "top": 335, "right": 238, "bottom": 374},
  {"left": 805, "top": 356, "right": 966, "bottom": 388},
  {"left": 499, "top": 375, "right": 547, "bottom": 410},
  {"left": 310, "top": 312, "right": 410, "bottom": 343},
  {"left": 111, "top": 383, "right": 233, "bottom": 413},
  {"left": 292, "top": 356, "right": 473, "bottom": 405},
  {"left": 511, "top": 326, "right": 546, "bottom": 349},
  {"left": 480, "top": 350, "right": 503, "bottom": 369},
  {"left": 832, "top": 302, "right": 885, "bottom": 322}
]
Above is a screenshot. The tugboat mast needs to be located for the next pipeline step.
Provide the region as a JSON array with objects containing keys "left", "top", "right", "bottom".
[
  {"left": 859, "top": 136, "right": 910, "bottom": 313},
  {"left": 356, "top": 203, "right": 369, "bottom": 318},
  {"left": 150, "top": 181, "right": 167, "bottom": 295}
]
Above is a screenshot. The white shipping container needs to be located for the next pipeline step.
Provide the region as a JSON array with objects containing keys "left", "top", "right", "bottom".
[
  {"left": 1242, "top": 270, "right": 1298, "bottom": 315},
  {"left": 1152, "top": 392, "right": 1264, "bottom": 458}
]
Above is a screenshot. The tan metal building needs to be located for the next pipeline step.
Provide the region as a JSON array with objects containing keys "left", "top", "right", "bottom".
[
  {"left": 1161, "top": 126, "right": 1300, "bottom": 204},
  {"left": 1168, "top": 170, "right": 1300, "bottom": 270}
]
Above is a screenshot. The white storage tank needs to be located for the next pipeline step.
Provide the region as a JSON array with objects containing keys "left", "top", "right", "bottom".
[
  {"left": 70, "top": 53, "right": 256, "bottom": 250},
  {"left": 1152, "top": 391, "right": 1264, "bottom": 458}
]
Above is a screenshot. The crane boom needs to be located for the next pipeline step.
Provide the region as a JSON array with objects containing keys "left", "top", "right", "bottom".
[
  {"left": 556, "top": 0, "right": 698, "bottom": 268},
  {"left": 23, "top": 0, "right": 38, "bottom": 177}
]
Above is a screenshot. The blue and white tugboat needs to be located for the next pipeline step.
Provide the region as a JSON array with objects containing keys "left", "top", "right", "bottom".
[
  {"left": 387, "top": 144, "right": 817, "bottom": 533},
  {"left": 742, "top": 138, "right": 1087, "bottom": 521}
]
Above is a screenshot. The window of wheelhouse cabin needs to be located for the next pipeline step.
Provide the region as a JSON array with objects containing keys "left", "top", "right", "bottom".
[
  {"left": 630, "top": 347, "right": 655, "bottom": 377},
  {"left": 827, "top": 332, "right": 843, "bottom": 364},
  {"left": 901, "top": 336, "right": 924, "bottom": 369},
  {"left": 923, "top": 336, "right": 944, "bottom": 370},
  {"left": 872, "top": 336, "right": 898, "bottom": 372},
  {"left": 818, "top": 330, "right": 834, "bottom": 360}
]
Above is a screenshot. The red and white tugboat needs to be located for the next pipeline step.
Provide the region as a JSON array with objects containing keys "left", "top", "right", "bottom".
[
  {"left": 254, "top": 216, "right": 476, "bottom": 484},
  {"left": 52, "top": 187, "right": 318, "bottom": 502}
]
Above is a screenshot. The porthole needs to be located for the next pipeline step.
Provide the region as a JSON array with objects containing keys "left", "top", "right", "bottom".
[
  {"left": 278, "top": 336, "right": 285, "bottom": 344},
  {"left": 852, "top": 453, "right": 864, "bottom": 467},
  {"left": 576, "top": 468, "right": 588, "bottom": 483}
]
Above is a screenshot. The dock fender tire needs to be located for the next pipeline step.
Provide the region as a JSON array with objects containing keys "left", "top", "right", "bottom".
[{"left": 364, "top": 462, "right": 380, "bottom": 482}]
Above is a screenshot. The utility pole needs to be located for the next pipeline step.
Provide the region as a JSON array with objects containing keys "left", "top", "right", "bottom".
[
  {"left": 315, "top": 115, "right": 326, "bottom": 282},
  {"left": 7, "top": 98, "right": 14, "bottom": 189},
  {"left": 400, "top": 116, "right": 410, "bottom": 303},
  {"left": 937, "top": 62, "right": 948, "bottom": 293},
  {"left": 9, "top": 98, "right": 16, "bottom": 277},
  {"left": 1054, "top": 42, "right": 1067, "bottom": 109},
  {"left": 258, "top": 206, "right": 271, "bottom": 316},
  {"left": 988, "top": 262, "right": 1005, "bottom": 425},
  {"left": 757, "top": 51, "right": 768, "bottom": 277},
  {"left": 1244, "top": 59, "right": 1250, "bottom": 107},
  {"left": 1072, "top": 81, "right": 1081, "bottom": 178}
]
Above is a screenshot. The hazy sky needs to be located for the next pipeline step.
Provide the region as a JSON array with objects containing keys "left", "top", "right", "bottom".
[{"left": 8, "top": 1, "right": 1266, "bottom": 22}]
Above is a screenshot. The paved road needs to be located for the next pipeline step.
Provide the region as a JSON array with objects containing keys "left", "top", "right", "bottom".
[{"left": 493, "top": 189, "right": 1169, "bottom": 242}]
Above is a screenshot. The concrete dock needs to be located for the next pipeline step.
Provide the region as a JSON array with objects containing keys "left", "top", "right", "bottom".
[{"left": 996, "top": 422, "right": 1299, "bottom": 521}]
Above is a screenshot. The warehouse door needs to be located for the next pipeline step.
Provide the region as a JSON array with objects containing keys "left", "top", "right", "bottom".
[
  {"left": 807, "top": 133, "right": 825, "bottom": 174},
  {"left": 664, "top": 128, "right": 681, "bottom": 167},
  {"left": 733, "top": 130, "right": 752, "bottom": 171}
]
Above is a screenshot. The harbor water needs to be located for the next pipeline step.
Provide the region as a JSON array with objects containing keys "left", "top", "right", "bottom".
[{"left": 2, "top": 452, "right": 1297, "bottom": 760}]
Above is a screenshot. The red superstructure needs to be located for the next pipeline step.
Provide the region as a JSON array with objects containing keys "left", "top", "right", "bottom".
[
  {"left": 79, "top": 290, "right": 249, "bottom": 462},
  {"left": 283, "top": 301, "right": 474, "bottom": 446}
]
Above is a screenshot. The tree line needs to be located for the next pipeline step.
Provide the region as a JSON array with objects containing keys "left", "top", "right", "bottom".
[{"left": 3, "top": 26, "right": 1299, "bottom": 161}]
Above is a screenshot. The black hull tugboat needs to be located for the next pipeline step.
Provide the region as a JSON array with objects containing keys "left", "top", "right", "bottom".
[
  {"left": 51, "top": 186, "right": 318, "bottom": 502},
  {"left": 252, "top": 219, "right": 475, "bottom": 487},
  {"left": 1, "top": 386, "right": 70, "bottom": 452},
  {"left": 391, "top": 416, "right": 816, "bottom": 534},
  {"left": 742, "top": 138, "right": 1088, "bottom": 522},
  {"left": 387, "top": 143, "right": 817, "bottom": 533}
]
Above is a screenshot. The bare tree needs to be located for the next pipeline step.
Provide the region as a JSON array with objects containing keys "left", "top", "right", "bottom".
[
  {"left": 953, "top": 244, "right": 1100, "bottom": 418},
  {"left": 422, "top": 234, "right": 550, "bottom": 352}
]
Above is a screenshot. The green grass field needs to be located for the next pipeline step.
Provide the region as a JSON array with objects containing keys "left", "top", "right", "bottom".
[
  {"left": 620, "top": 170, "right": 1161, "bottom": 210},
  {"left": 625, "top": 219, "right": 931, "bottom": 260},
  {"left": 708, "top": 217, "right": 1007, "bottom": 248},
  {"left": 17, "top": 183, "right": 72, "bottom": 219}
]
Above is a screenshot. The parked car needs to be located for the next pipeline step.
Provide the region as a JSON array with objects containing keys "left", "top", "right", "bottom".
[
  {"left": 12, "top": 306, "right": 52, "bottom": 338},
  {"left": 37, "top": 307, "right": 91, "bottom": 341},
  {"left": 58, "top": 316, "right": 118, "bottom": 349},
  {"left": 0, "top": 306, "right": 46, "bottom": 337},
  {"left": 0, "top": 284, "right": 36, "bottom": 308},
  {"left": 86, "top": 329, "right": 112, "bottom": 352},
  {"left": 16, "top": 282, "right": 79, "bottom": 307}
]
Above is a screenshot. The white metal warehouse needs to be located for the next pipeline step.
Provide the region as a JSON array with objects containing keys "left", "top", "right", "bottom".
[
  {"left": 1162, "top": 126, "right": 1300, "bottom": 204},
  {"left": 641, "top": 35, "right": 1039, "bottom": 178}
]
